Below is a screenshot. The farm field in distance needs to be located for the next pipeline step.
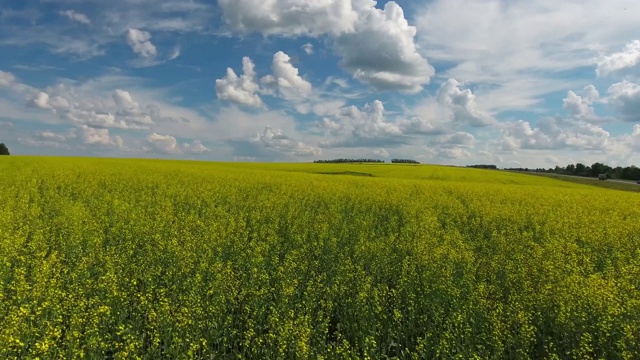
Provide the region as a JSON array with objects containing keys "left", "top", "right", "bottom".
[{"left": 1, "top": 156, "right": 640, "bottom": 359}]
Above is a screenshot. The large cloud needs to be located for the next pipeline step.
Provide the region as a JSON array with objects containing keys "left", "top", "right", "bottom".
[
  {"left": 333, "top": 1, "right": 434, "bottom": 93},
  {"left": 215, "top": 57, "right": 265, "bottom": 108}
]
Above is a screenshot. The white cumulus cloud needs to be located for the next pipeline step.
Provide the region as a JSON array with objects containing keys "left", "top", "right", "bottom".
[
  {"left": 333, "top": 1, "right": 434, "bottom": 92},
  {"left": 563, "top": 85, "right": 600, "bottom": 120},
  {"left": 29, "top": 92, "right": 52, "bottom": 110},
  {"left": 319, "top": 100, "right": 410, "bottom": 148},
  {"left": 261, "top": 51, "right": 312, "bottom": 101},
  {"left": 216, "top": 57, "right": 265, "bottom": 108},
  {"left": 147, "top": 132, "right": 181, "bottom": 153},
  {"left": 125, "top": 28, "right": 157, "bottom": 58},
  {"left": 350, "top": 100, "right": 402, "bottom": 139},
  {"left": 79, "top": 125, "right": 123, "bottom": 148},
  {"left": 437, "top": 79, "right": 496, "bottom": 127},
  {"left": 597, "top": 40, "right": 640, "bottom": 77}
]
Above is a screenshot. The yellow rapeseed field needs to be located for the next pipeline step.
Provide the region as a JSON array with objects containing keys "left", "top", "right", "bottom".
[{"left": 1, "top": 156, "right": 639, "bottom": 359}]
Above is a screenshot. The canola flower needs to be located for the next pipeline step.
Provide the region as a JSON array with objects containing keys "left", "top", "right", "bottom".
[{"left": 1, "top": 156, "right": 639, "bottom": 359}]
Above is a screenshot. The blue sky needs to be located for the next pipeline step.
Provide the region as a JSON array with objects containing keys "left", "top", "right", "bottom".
[{"left": 1, "top": 0, "right": 640, "bottom": 167}]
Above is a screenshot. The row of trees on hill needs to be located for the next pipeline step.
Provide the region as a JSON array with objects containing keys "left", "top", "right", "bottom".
[
  {"left": 506, "top": 162, "right": 640, "bottom": 180},
  {"left": 0, "top": 143, "right": 9, "bottom": 155},
  {"left": 467, "top": 164, "right": 498, "bottom": 169},
  {"left": 313, "top": 158, "right": 422, "bottom": 164},
  {"left": 391, "top": 159, "right": 420, "bottom": 164},
  {"left": 314, "top": 159, "right": 385, "bottom": 164}
]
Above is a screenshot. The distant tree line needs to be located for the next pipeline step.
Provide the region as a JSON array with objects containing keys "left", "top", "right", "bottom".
[
  {"left": 0, "top": 143, "right": 9, "bottom": 155},
  {"left": 506, "top": 162, "right": 640, "bottom": 180},
  {"left": 391, "top": 159, "right": 420, "bottom": 164},
  {"left": 314, "top": 159, "right": 385, "bottom": 164},
  {"left": 313, "top": 158, "right": 421, "bottom": 164},
  {"left": 467, "top": 164, "right": 497, "bottom": 169}
]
